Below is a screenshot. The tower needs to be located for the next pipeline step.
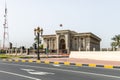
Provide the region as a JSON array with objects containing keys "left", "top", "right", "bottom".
[{"left": 3, "top": 1, "right": 9, "bottom": 49}]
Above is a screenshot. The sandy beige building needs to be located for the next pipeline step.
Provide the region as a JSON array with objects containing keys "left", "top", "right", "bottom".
[{"left": 42, "top": 30, "right": 101, "bottom": 54}]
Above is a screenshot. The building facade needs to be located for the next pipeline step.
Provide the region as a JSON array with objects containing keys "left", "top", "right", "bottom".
[{"left": 42, "top": 30, "right": 101, "bottom": 54}]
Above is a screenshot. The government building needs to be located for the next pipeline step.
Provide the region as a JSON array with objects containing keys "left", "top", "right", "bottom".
[{"left": 42, "top": 30, "right": 101, "bottom": 54}]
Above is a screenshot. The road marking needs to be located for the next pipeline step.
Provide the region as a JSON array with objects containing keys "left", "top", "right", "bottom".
[
  {"left": 52, "top": 64, "right": 61, "bottom": 67},
  {"left": 21, "top": 69, "right": 35, "bottom": 72},
  {"left": 21, "top": 68, "right": 55, "bottom": 75},
  {"left": 0, "top": 70, "right": 41, "bottom": 80},
  {"left": 28, "top": 71, "right": 54, "bottom": 75},
  {"left": 1, "top": 62, "right": 120, "bottom": 79}
]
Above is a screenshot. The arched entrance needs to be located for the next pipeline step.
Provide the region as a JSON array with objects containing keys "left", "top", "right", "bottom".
[
  {"left": 59, "top": 39, "right": 66, "bottom": 49},
  {"left": 59, "top": 39, "right": 67, "bottom": 54}
]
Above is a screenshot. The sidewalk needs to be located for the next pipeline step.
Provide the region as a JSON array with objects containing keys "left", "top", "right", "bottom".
[{"left": 5, "top": 54, "right": 120, "bottom": 66}]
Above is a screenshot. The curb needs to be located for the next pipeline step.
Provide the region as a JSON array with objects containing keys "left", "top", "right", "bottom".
[{"left": 2, "top": 59, "right": 120, "bottom": 69}]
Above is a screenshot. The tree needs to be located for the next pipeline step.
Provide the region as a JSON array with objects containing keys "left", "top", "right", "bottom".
[
  {"left": 111, "top": 42, "right": 117, "bottom": 51},
  {"left": 33, "top": 36, "right": 43, "bottom": 49},
  {"left": 34, "top": 36, "right": 39, "bottom": 43},
  {"left": 111, "top": 34, "right": 120, "bottom": 50},
  {"left": 33, "top": 36, "right": 38, "bottom": 49},
  {"left": 39, "top": 44, "right": 43, "bottom": 49}
]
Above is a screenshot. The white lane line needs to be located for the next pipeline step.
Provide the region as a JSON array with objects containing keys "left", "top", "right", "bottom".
[
  {"left": 28, "top": 71, "right": 55, "bottom": 75},
  {"left": 1, "top": 62, "right": 120, "bottom": 79},
  {"left": 0, "top": 70, "right": 41, "bottom": 80},
  {"left": 21, "top": 68, "right": 35, "bottom": 72},
  {"left": 21, "top": 68, "right": 55, "bottom": 75},
  {"left": 52, "top": 64, "right": 61, "bottom": 67}
]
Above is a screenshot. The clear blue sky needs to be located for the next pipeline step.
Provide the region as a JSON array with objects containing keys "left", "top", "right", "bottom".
[{"left": 0, "top": 0, "right": 120, "bottom": 48}]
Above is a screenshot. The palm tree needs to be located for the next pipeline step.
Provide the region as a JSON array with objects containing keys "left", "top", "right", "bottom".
[
  {"left": 111, "top": 34, "right": 120, "bottom": 50},
  {"left": 111, "top": 42, "right": 117, "bottom": 51}
]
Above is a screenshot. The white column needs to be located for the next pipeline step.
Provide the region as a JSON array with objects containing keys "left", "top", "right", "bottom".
[
  {"left": 79, "top": 37, "right": 81, "bottom": 51},
  {"left": 83, "top": 38, "right": 86, "bottom": 50},
  {"left": 65, "top": 34, "right": 69, "bottom": 54},
  {"left": 86, "top": 37, "right": 90, "bottom": 51},
  {"left": 56, "top": 35, "right": 59, "bottom": 54},
  {"left": 51, "top": 39, "right": 53, "bottom": 49},
  {"left": 86, "top": 43, "right": 90, "bottom": 51},
  {"left": 49, "top": 38, "right": 51, "bottom": 50}
]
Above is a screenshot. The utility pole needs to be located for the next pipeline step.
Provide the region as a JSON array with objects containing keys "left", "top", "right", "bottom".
[{"left": 3, "top": 1, "right": 9, "bottom": 49}]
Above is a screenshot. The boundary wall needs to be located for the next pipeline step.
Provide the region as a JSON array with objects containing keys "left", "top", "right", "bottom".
[{"left": 70, "top": 51, "right": 120, "bottom": 61}]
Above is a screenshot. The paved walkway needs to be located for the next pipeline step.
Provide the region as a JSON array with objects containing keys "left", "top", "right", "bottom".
[{"left": 6, "top": 54, "right": 120, "bottom": 66}]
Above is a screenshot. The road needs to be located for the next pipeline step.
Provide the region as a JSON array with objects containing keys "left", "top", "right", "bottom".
[{"left": 0, "top": 60, "right": 120, "bottom": 80}]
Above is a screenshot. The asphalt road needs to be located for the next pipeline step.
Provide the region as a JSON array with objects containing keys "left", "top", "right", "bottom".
[{"left": 0, "top": 60, "right": 120, "bottom": 80}]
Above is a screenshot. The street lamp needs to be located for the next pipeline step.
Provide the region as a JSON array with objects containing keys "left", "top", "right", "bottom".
[{"left": 34, "top": 27, "right": 43, "bottom": 60}]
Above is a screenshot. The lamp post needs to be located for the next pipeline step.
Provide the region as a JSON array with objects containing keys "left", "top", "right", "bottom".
[{"left": 34, "top": 27, "right": 43, "bottom": 60}]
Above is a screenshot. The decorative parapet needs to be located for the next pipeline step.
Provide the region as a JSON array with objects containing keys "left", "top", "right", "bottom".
[{"left": 76, "top": 32, "right": 101, "bottom": 41}]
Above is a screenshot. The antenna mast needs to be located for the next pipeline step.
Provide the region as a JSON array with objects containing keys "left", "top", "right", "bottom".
[{"left": 3, "top": 1, "right": 9, "bottom": 49}]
